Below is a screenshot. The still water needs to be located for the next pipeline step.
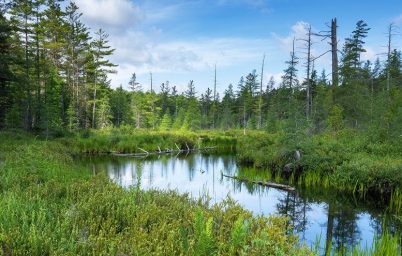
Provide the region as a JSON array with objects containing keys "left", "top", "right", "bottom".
[{"left": 80, "top": 153, "right": 401, "bottom": 252}]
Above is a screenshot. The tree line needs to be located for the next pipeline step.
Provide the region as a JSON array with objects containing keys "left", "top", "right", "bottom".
[{"left": 1, "top": 1, "right": 401, "bottom": 138}]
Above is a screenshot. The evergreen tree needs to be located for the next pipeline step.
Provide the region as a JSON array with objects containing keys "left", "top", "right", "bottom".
[
  {"left": 88, "top": 28, "right": 116, "bottom": 128},
  {"left": 0, "top": 8, "right": 13, "bottom": 127},
  {"left": 185, "top": 80, "right": 196, "bottom": 99},
  {"left": 159, "top": 112, "right": 172, "bottom": 131},
  {"left": 386, "top": 49, "right": 402, "bottom": 88},
  {"left": 110, "top": 85, "right": 130, "bottom": 127},
  {"left": 221, "top": 84, "right": 235, "bottom": 129},
  {"left": 9, "top": 0, "right": 36, "bottom": 130},
  {"left": 65, "top": 1, "right": 91, "bottom": 128},
  {"left": 340, "top": 20, "right": 370, "bottom": 84}
]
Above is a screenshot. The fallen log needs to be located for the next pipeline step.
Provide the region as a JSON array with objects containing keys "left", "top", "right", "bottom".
[
  {"left": 111, "top": 146, "right": 218, "bottom": 158},
  {"left": 222, "top": 174, "right": 296, "bottom": 192}
]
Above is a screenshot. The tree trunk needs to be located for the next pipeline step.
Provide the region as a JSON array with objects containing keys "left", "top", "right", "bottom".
[
  {"left": 259, "top": 55, "right": 265, "bottom": 128},
  {"left": 306, "top": 26, "right": 312, "bottom": 119},
  {"left": 331, "top": 18, "right": 339, "bottom": 89},
  {"left": 92, "top": 83, "right": 97, "bottom": 128}
]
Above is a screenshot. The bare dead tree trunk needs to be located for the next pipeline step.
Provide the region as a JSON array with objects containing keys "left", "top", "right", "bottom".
[
  {"left": 300, "top": 25, "right": 313, "bottom": 119},
  {"left": 307, "top": 26, "right": 312, "bottom": 119},
  {"left": 213, "top": 64, "right": 217, "bottom": 129},
  {"left": 258, "top": 54, "right": 265, "bottom": 129},
  {"left": 290, "top": 37, "right": 296, "bottom": 93},
  {"left": 331, "top": 18, "right": 338, "bottom": 89},
  {"left": 386, "top": 23, "right": 396, "bottom": 91}
]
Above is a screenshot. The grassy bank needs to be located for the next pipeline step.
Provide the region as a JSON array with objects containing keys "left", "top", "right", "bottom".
[
  {"left": 236, "top": 130, "right": 402, "bottom": 214},
  {"left": 0, "top": 132, "right": 313, "bottom": 255},
  {"left": 59, "top": 127, "right": 237, "bottom": 155}
]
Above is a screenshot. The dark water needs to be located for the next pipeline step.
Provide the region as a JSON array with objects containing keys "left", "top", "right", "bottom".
[{"left": 79, "top": 153, "right": 401, "bottom": 253}]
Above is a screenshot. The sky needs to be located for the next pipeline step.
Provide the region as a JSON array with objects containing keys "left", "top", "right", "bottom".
[{"left": 75, "top": 0, "right": 402, "bottom": 95}]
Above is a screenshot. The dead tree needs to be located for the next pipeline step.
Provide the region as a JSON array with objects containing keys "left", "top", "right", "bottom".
[
  {"left": 258, "top": 54, "right": 266, "bottom": 128},
  {"left": 331, "top": 18, "right": 339, "bottom": 88},
  {"left": 314, "top": 18, "right": 339, "bottom": 101},
  {"left": 299, "top": 25, "right": 313, "bottom": 119},
  {"left": 213, "top": 64, "right": 217, "bottom": 129},
  {"left": 385, "top": 23, "right": 399, "bottom": 91}
]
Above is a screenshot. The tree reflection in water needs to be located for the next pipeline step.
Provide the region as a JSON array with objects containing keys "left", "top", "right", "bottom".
[{"left": 79, "top": 153, "right": 401, "bottom": 253}]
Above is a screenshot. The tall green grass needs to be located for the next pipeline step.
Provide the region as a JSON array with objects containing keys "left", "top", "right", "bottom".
[
  {"left": 59, "top": 128, "right": 237, "bottom": 154},
  {"left": 330, "top": 232, "right": 401, "bottom": 256}
]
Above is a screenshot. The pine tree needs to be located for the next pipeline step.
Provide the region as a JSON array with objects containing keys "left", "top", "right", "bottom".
[
  {"left": 159, "top": 112, "right": 172, "bottom": 131},
  {"left": 88, "top": 28, "right": 116, "bottom": 128},
  {"left": 221, "top": 84, "right": 235, "bottom": 129},
  {"left": 185, "top": 80, "right": 196, "bottom": 99},
  {"left": 9, "top": 0, "right": 36, "bottom": 130},
  {"left": 0, "top": 8, "right": 13, "bottom": 127},
  {"left": 110, "top": 85, "right": 130, "bottom": 127},
  {"left": 340, "top": 20, "right": 370, "bottom": 84},
  {"left": 97, "top": 96, "right": 112, "bottom": 129},
  {"left": 65, "top": 1, "right": 91, "bottom": 128},
  {"left": 282, "top": 38, "right": 299, "bottom": 92},
  {"left": 387, "top": 50, "right": 402, "bottom": 88}
]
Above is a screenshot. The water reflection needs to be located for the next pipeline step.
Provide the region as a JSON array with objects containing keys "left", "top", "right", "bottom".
[{"left": 80, "top": 153, "right": 400, "bottom": 253}]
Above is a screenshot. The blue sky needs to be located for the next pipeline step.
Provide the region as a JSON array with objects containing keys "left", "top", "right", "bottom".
[{"left": 76, "top": 0, "right": 402, "bottom": 95}]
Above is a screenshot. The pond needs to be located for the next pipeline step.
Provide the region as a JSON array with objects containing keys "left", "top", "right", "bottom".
[{"left": 79, "top": 153, "right": 401, "bottom": 253}]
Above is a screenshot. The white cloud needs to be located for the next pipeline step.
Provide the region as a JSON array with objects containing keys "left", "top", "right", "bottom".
[
  {"left": 265, "top": 72, "right": 283, "bottom": 88},
  {"left": 217, "top": 0, "right": 265, "bottom": 7},
  {"left": 272, "top": 21, "right": 310, "bottom": 52},
  {"left": 216, "top": 0, "right": 271, "bottom": 13},
  {"left": 361, "top": 46, "right": 377, "bottom": 62},
  {"left": 393, "top": 13, "right": 402, "bottom": 24},
  {"left": 109, "top": 36, "right": 273, "bottom": 89},
  {"left": 75, "top": 0, "right": 143, "bottom": 28}
]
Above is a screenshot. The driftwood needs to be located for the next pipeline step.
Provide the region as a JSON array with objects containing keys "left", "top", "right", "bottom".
[
  {"left": 294, "top": 150, "right": 301, "bottom": 161},
  {"left": 283, "top": 150, "right": 302, "bottom": 175},
  {"left": 222, "top": 174, "right": 296, "bottom": 192},
  {"left": 112, "top": 146, "right": 218, "bottom": 158}
]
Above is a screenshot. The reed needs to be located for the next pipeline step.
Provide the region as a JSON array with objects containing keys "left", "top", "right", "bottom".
[{"left": 331, "top": 231, "right": 401, "bottom": 256}]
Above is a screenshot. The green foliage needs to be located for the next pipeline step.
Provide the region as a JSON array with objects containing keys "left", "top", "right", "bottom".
[
  {"left": 159, "top": 112, "right": 172, "bottom": 131},
  {"left": 4, "top": 103, "right": 21, "bottom": 129},
  {"left": 193, "top": 210, "right": 216, "bottom": 255},
  {"left": 328, "top": 104, "right": 344, "bottom": 131},
  {"left": 230, "top": 216, "right": 250, "bottom": 255},
  {"left": 330, "top": 231, "right": 401, "bottom": 256},
  {"left": 0, "top": 133, "right": 313, "bottom": 255}
]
